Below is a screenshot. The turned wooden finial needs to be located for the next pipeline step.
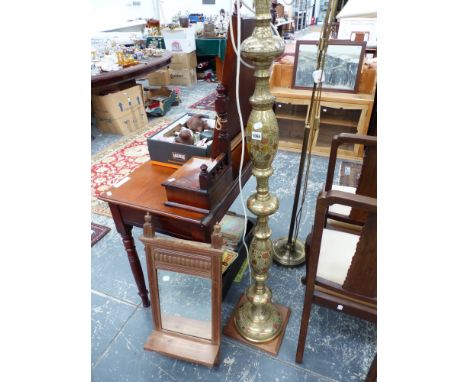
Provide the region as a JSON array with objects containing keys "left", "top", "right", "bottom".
[
  {"left": 211, "top": 222, "right": 224, "bottom": 249},
  {"left": 216, "top": 82, "right": 226, "bottom": 96},
  {"left": 199, "top": 163, "right": 211, "bottom": 190},
  {"left": 143, "top": 212, "right": 154, "bottom": 238}
]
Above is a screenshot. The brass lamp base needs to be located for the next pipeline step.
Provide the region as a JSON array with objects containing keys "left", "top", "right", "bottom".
[
  {"left": 234, "top": 285, "right": 282, "bottom": 343},
  {"left": 273, "top": 238, "right": 306, "bottom": 266},
  {"left": 224, "top": 294, "right": 290, "bottom": 355}
]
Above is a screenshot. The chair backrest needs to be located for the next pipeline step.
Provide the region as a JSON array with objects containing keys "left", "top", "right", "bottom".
[
  {"left": 324, "top": 133, "right": 377, "bottom": 226},
  {"left": 312, "top": 189, "right": 377, "bottom": 303},
  {"left": 342, "top": 209, "right": 377, "bottom": 298}
]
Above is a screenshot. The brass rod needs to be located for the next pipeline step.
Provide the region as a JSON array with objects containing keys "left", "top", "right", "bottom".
[{"left": 283, "top": 0, "right": 339, "bottom": 248}]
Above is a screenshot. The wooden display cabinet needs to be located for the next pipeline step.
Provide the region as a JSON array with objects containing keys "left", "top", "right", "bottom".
[
  {"left": 272, "top": 87, "right": 374, "bottom": 160},
  {"left": 313, "top": 101, "right": 369, "bottom": 159}
]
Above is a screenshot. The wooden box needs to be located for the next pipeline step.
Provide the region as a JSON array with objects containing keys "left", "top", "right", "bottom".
[{"left": 162, "top": 156, "right": 233, "bottom": 213}]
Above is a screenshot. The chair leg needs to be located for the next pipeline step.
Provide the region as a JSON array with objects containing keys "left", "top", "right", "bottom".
[
  {"left": 300, "top": 234, "right": 311, "bottom": 285},
  {"left": 365, "top": 354, "right": 377, "bottom": 382},
  {"left": 295, "top": 283, "right": 315, "bottom": 363},
  {"left": 296, "top": 232, "right": 320, "bottom": 363},
  {"left": 295, "top": 249, "right": 317, "bottom": 364}
]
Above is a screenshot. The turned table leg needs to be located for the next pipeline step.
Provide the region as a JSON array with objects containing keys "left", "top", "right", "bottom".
[
  {"left": 110, "top": 205, "right": 150, "bottom": 307},
  {"left": 121, "top": 226, "right": 150, "bottom": 307}
]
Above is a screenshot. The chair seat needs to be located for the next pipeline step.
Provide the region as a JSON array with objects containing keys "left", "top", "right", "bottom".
[
  {"left": 327, "top": 185, "right": 361, "bottom": 233},
  {"left": 329, "top": 185, "right": 356, "bottom": 216},
  {"left": 317, "top": 228, "right": 359, "bottom": 285}
]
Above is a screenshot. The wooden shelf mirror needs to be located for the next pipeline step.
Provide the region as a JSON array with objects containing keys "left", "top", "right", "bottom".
[{"left": 140, "top": 212, "right": 223, "bottom": 368}]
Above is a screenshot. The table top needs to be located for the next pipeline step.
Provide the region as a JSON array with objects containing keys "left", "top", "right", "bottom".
[
  {"left": 99, "top": 161, "right": 205, "bottom": 223},
  {"left": 91, "top": 52, "right": 172, "bottom": 89},
  {"left": 99, "top": 161, "right": 252, "bottom": 227}
]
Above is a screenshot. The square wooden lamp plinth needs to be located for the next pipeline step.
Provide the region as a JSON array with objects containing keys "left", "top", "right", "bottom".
[{"left": 223, "top": 294, "right": 290, "bottom": 356}]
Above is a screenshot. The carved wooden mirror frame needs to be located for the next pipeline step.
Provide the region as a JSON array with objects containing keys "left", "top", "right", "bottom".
[{"left": 140, "top": 212, "right": 223, "bottom": 367}]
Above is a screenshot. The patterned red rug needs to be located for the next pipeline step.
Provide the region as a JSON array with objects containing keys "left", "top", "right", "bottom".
[
  {"left": 188, "top": 91, "right": 217, "bottom": 111},
  {"left": 91, "top": 118, "right": 170, "bottom": 216},
  {"left": 91, "top": 223, "right": 111, "bottom": 246}
]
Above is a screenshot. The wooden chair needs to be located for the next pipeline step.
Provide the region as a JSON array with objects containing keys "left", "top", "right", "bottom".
[
  {"left": 365, "top": 354, "right": 377, "bottom": 382},
  {"left": 295, "top": 188, "right": 377, "bottom": 364},
  {"left": 325, "top": 133, "right": 377, "bottom": 231}
]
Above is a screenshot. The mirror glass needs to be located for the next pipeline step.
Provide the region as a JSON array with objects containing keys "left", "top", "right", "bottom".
[{"left": 157, "top": 269, "right": 212, "bottom": 340}]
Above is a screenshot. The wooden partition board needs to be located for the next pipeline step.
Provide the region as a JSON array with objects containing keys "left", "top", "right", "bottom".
[{"left": 223, "top": 294, "right": 290, "bottom": 356}]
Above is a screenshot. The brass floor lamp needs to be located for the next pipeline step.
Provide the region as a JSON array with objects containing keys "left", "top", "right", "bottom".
[
  {"left": 224, "top": 0, "right": 289, "bottom": 352},
  {"left": 224, "top": 0, "right": 339, "bottom": 354},
  {"left": 272, "top": 0, "right": 339, "bottom": 267}
]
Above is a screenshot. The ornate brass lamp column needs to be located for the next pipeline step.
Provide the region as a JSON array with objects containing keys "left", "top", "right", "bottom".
[{"left": 233, "top": 0, "right": 286, "bottom": 343}]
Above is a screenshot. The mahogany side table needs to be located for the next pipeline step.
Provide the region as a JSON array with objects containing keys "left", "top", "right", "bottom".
[{"left": 98, "top": 161, "right": 252, "bottom": 307}]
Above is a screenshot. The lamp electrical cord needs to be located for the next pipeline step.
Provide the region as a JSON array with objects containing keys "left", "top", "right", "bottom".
[{"left": 233, "top": 0, "right": 252, "bottom": 283}]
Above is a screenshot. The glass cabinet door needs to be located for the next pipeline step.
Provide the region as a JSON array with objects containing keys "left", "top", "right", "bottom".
[
  {"left": 275, "top": 100, "right": 369, "bottom": 159},
  {"left": 313, "top": 101, "right": 368, "bottom": 158},
  {"left": 276, "top": 102, "right": 308, "bottom": 151}
]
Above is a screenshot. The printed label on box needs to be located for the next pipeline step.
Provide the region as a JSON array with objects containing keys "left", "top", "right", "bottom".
[{"left": 171, "top": 152, "right": 186, "bottom": 161}]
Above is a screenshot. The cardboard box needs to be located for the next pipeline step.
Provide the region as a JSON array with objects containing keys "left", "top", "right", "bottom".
[
  {"left": 92, "top": 85, "right": 148, "bottom": 135},
  {"left": 170, "top": 68, "right": 197, "bottom": 86},
  {"left": 95, "top": 108, "right": 148, "bottom": 135},
  {"left": 162, "top": 26, "right": 196, "bottom": 53},
  {"left": 147, "top": 113, "right": 214, "bottom": 167},
  {"left": 147, "top": 68, "right": 171, "bottom": 86},
  {"left": 145, "top": 86, "right": 174, "bottom": 102},
  {"left": 169, "top": 51, "right": 197, "bottom": 70},
  {"left": 145, "top": 86, "right": 177, "bottom": 116},
  {"left": 92, "top": 85, "right": 145, "bottom": 115}
]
